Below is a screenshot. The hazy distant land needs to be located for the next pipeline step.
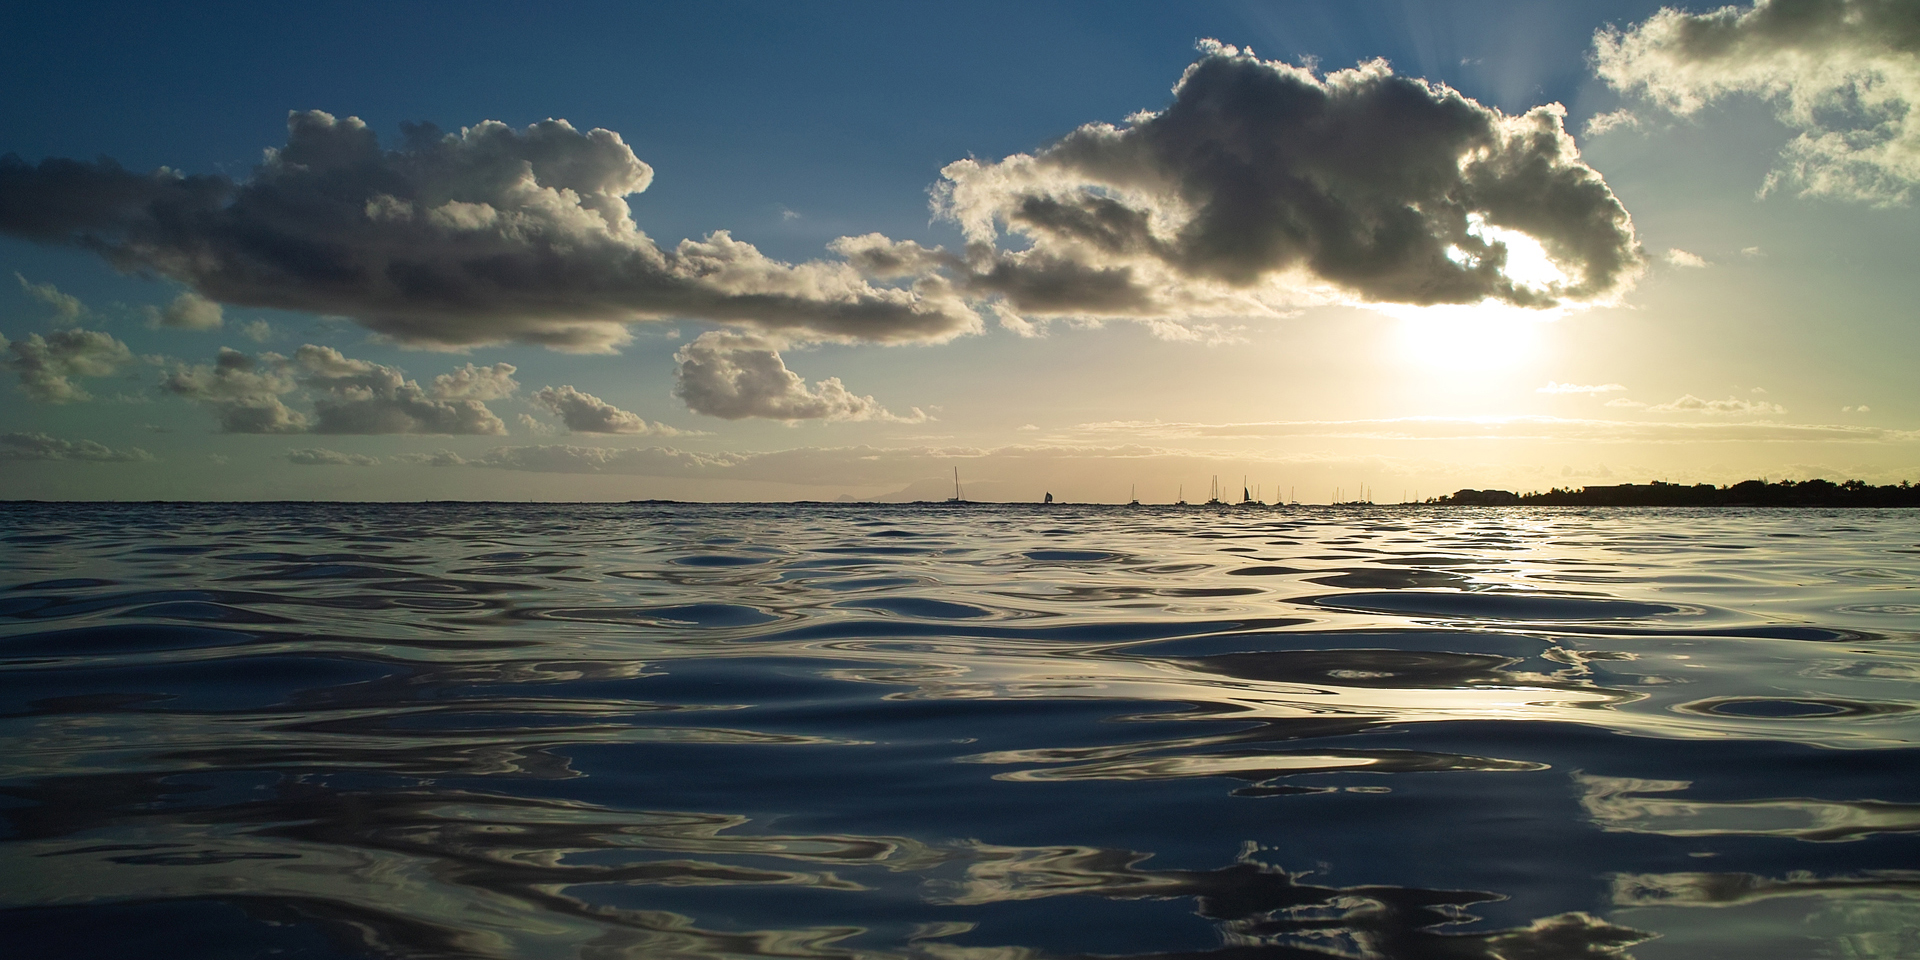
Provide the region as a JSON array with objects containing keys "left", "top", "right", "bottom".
[{"left": 1435, "top": 479, "right": 1920, "bottom": 507}]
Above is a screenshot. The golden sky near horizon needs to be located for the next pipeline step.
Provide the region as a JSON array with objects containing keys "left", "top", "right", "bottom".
[{"left": 3, "top": 0, "right": 1916, "bottom": 501}]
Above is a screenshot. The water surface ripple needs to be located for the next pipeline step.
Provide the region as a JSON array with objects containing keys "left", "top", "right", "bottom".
[{"left": 3, "top": 503, "right": 1918, "bottom": 958}]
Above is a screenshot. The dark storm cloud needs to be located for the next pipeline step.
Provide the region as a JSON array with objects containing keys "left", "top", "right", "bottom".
[
  {"left": 0, "top": 112, "right": 981, "bottom": 351},
  {"left": 939, "top": 41, "right": 1644, "bottom": 328}
]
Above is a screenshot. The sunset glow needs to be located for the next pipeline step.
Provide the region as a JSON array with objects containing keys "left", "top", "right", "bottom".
[{"left": 2, "top": 1, "right": 1914, "bottom": 501}]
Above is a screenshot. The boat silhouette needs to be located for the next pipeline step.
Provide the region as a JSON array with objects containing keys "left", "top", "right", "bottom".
[{"left": 1205, "top": 476, "right": 1226, "bottom": 507}]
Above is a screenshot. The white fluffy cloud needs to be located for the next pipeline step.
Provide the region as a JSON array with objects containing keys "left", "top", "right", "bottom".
[
  {"left": 935, "top": 41, "right": 1642, "bottom": 333},
  {"left": 160, "top": 347, "right": 306, "bottom": 433},
  {"left": 145, "top": 290, "right": 223, "bottom": 329},
  {"left": 0, "top": 43, "right": 1651, "bottom": 354},
  {"left": 1597, "top": 0, "right": 1920, "bottom": 204},
  {"left": 161, "top": 345, "right": 513, "bottom": 434},
  {"left": 516, "top": 412, "right": 557, "bottom": 435},
  {"left": 297, "top": 346, "right": 510, "bottom": 435},
  {"left": 1583, "top": 108, "right": 1642, "bottom": 137},
  {"left": 1664, "top": 248, "right": 1709, "bottom": 268},
  {"left": 0, "top": 112, "right": 979, "bottom": 351},
  {"left": 0, "top": 431, "right": 151, "bottom": 461},
  {"left": 529, "top": 384, "right": 677, "bottom": 434},
  {"left": 672, "top": 331, "right": 926, "bottom": 422},
  {"left": 15, "top": 273, "right": 83, "bottom": 322},
  {"left": 1, "top": 328, "right": 134, "bottom": 402},
  {"left": 429, "top": 362, "right": 519, "bottom": 400}
]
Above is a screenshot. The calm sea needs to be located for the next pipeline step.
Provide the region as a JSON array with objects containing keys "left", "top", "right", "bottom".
[{"left": 2, "top": 502, "right": 1917, "bottom": 959}]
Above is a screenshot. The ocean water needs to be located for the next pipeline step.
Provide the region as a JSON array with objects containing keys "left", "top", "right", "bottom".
[{"left": 2, "top": 502, "right": 1917, "bottom": 959}]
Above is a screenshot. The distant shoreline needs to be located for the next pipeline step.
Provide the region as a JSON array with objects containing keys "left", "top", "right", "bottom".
[
  {"left": 1433, "top": 478, "right": 1920, "bottom": 507},
  {"left": 3, "top": 477, "right": 1919, "bottom": 508}
]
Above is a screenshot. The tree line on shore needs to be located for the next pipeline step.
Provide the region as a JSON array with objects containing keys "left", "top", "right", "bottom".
[{"left": 1433, "top": 478, "right": 1920, "bottom": 507}]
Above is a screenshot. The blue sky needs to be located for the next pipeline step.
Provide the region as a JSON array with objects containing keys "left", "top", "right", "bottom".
[
  {"left": 1, "top": 2, "right": 1661, "bottom": 244},
  {"left": 3, "top": 0, "right": 1916, "bottom": 501}
]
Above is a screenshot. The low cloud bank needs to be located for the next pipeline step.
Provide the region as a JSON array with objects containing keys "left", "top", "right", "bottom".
[
  {"left": 1643, "top": 394, "right": 1788, "bottom": 415},
  {"left": 287, "top": 447, "right": 378, "bottom": 466},
  {"left": 1, "top": 431, "right": 151, "bottom": 461},
  {"left": 1070, "top": 415, "right": 1910, "bottom": 444},
  {"left": 418, "top": 442, "right": 1168, "bottom": 485}
]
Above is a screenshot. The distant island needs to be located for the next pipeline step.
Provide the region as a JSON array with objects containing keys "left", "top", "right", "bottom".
[{"left": 1435, "top": 478, "right": 1920, "bottom": 507}]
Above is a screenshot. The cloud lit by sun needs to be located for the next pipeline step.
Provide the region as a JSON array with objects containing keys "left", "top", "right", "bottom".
[{"left": 2, "top": 0, "right": 1918, "bottom": 501}]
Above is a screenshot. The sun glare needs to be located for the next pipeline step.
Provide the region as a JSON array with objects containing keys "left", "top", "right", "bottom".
[
  {"left": 1449, "top": 216, "right": 1569, "bottom": 293},
  {"left": 1383, "top": 301, "right": 1554, "bottom": 372}
]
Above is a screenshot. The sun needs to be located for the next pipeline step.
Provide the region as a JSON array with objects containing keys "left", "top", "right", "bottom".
[{"left": 1384, "top": 301, "right": 1555, "bottom": 372}]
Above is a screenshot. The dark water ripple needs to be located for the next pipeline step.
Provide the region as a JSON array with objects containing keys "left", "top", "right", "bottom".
[{"left": 3, "top": 502, "right": 1919, "bottom": 958}]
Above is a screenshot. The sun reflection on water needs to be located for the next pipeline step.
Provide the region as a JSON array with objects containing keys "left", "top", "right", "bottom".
[{"left": 2, "top": 502, "right": 1917, "bottom": 957}]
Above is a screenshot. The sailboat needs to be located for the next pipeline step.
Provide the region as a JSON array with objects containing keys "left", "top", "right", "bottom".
[
  {"left": 1332, "top": 482, "right": 1373, "bottom": 507},
  {"left": 1205, "top": 475, "right": 1226, "bottom": 507},
  {"left": 1127, "top": 484, "right": 1140, "bottom": 507},
  {"left": 1176, "top": 485, "right": 1187, "bottom": 506},
  {"left": 946, "top": 467, "right": 965, "bottom": 504},
  {"left": 1043, "top": 491, "right": 1054, "bottom": 504}
]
